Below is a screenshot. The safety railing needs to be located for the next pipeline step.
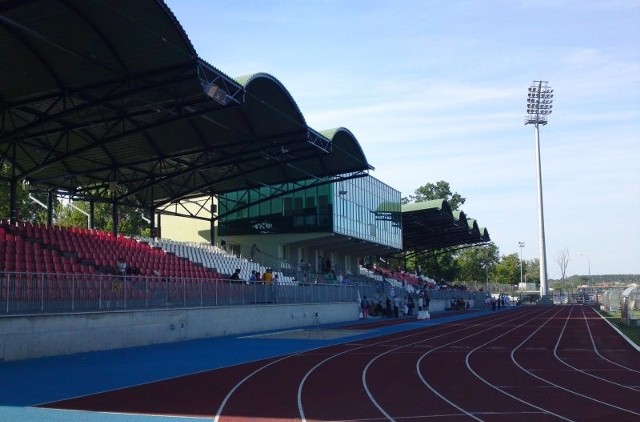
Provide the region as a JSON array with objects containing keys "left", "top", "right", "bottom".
[{"left": 0, "top": 271, "right": 368, "bottom": 315}]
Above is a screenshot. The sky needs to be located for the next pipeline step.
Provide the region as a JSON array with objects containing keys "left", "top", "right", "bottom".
[{"left": 164, "top": 0, "right": 640, "bottom": 277}]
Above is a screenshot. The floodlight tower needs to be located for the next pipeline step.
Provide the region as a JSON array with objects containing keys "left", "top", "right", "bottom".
[
  {"left": 525, "top": 81, "right": 553, "bottom": 299},
  {"left": 578, "top": 251, "right": 591, "bottom": 288}
]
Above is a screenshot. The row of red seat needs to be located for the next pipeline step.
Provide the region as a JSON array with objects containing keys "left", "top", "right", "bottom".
[
  {"left": 0, "top": 221, "right": 224, "bottom": 280},
  {"left": 370, "top": 266, "right": 422, "bottom": 286}
]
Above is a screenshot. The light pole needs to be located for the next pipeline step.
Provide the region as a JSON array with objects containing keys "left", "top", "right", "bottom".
[
  {"left": 525, "top": 81, "right": 553, "bottom": 299},
  {"left": 578, "top": 251, "right": 591, "bottom": 288},
  {"left": 518, "top": 241, "right": 525, "bottom": 288},
  {"left": 480, "top": 263, "right": 489, "bottom": 292}
]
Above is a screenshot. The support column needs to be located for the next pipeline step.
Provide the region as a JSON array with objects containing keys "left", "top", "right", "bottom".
[
  {"left": 9, "top": 178, "right": 17, "bottom": 224},
  {"left": 112, "top": 200, "right": 118, "bottom": 236},
  {"left": 149, "top": 206, "right": 156, "bottom": 239},
  {"left": 47, "top": 191, "right": 54, "bottom": 226},
  {"left": 9, "top": 147, "right": 18, "bottom": 224},
  {"left": 210, "top": 198, "right": 217, "bottom": 245},
  {"left": 89, "top": 200, "right": 95, "bottom": 229}
]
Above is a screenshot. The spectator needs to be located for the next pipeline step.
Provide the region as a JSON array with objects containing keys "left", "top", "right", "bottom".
[
  {"left": 116, "top": 257, "right": 127, "bottom": 275},
  {"left": 116, "top": 257, "right": 127, "bottom": 284},
  {"left": 407, "top": 296, "right": 415, "bottom": 315},
  {"left": 322, "top": 256, "right": 331, "bottom": 273},
  {"left": 360, "top": 295, "right": 369, "bottom": 319},
  {"left": 373, "top": 300, "right": 384, "bottom": 316},
  {"left": 263, "top": 268, "right": 273, "bottom": 283},
  {"left": 230, "top": 268, "right": 241, "bottom": 282}
]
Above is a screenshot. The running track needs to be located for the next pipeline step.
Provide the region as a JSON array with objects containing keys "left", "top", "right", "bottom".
[{"left": 40, "top": 305, "right": 640, "bottom": 421}]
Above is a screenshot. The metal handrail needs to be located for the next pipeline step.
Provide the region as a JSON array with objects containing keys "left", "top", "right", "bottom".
[{"left": 0, "top": 271, "right": 368, "bottom": 316}]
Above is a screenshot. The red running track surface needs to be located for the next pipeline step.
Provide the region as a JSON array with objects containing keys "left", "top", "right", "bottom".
[{"left": 43, "top": 306, "right": 640, "bottom": 421}]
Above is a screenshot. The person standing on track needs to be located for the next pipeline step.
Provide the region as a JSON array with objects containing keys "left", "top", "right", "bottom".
[{"left": 360, "top": 295, "right": 370, "bottom": 319}]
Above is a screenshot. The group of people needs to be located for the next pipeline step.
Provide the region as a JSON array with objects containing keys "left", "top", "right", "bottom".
[
  {"left": 485, "top": 294, "right": 511, "bottom": 311},
  {"left": 96, "top": 257, "right": 140, "bottom": 277},
  {"left": 298, "top": 258, "right": 342, "bottom": 285},
  {"left": 229, "top": 268, "right": 279, "bottom": 284},
  {"left": 360, "top": 293, "right": 430, "bottom": 319},
  {"left": 449, "top": 297, "right": 468, "bottom": 310}
]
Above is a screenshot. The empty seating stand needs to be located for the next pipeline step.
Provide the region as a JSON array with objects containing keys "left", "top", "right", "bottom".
[
  {"left": 0, "top": 221, "right": 223, "bottom": 279},
  {"left": 0, "top": 221, "right": 235, "bottom": 312},
  {"left": 140, "top": 237, "right": 297, "bottom": 285},
  {"left": 2, "top": 221, "right": 339, "bottom": 316}
]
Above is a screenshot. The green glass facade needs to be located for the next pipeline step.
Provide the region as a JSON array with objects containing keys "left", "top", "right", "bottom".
[
  {"left": 218, "top": 175, "right": 402, "bottom": 249},
  {"left": 332, "top": 176, "right": 402, "bottom": 249}
]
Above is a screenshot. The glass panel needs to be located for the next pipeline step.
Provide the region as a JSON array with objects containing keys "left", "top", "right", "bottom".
[{"left": 218, "top": 175, "right": 401, "bottom": 249}]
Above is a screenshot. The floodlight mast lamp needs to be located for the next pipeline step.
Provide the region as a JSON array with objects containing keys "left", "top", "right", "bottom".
[{"left": 525, "top": 80, "right": 553, "bottom": 298}]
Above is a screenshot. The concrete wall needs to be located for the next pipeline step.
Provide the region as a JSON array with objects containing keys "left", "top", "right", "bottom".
[{"left": 0, "top": 302, "right": 357, "bottom": 362}]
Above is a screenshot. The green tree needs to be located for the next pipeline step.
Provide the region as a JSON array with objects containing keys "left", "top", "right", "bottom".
[
  {"left": 525, "top": 258, "right": 540, "bottom": 287},
  {"left": 55, "top": 202, "right": 91, "bottom": 228},
  {"left": 402, "top": 180, "right": 466, "bottom": 210},
  {"left": 55, "top": 200, "right": 150, "bottom": 236},
  {"left": 0, "top": 164, "right": 55, "bottom": 223},
  {"left": 400, "top": 180, "right": 469, "bottom": 283},
  {"left": 414, "top": 249, "right": 459, "bottom": 284},
  {"left": 492, "top": 253, "right": 520, "bottom": 286},
  {"left": 455, "top": 242, "right": 499, "bottom": 284}
]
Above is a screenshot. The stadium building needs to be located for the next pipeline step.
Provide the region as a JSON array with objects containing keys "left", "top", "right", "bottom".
[{"left": 1, "top": 0, "right": 491, "bottom": 360}]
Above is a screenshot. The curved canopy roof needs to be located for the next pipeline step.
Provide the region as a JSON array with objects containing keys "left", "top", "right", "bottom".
[
  {"left": 0, "top": 0, "right": 371, "bottom": 210},
  {"left": 1, "top": 0, "right": 489, "bottom": 254},
  {"left": 401, "top": 200, "right": 490, "bottom": 252}
]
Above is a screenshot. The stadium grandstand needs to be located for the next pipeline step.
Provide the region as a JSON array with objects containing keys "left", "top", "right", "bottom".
[{"left": 0, "top": 0, "right": 491, "bottom": 361}]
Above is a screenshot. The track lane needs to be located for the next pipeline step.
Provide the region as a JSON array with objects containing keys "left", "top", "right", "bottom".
[
  {"left": 581, "top": 307, "right": 640, "bottom": 375},
  {"left": 412, "top": 306, "right": 566, "bottom": 421},
  {"left": 552, "top": 306, "right": 640, "bottom": 389},
  {"left": 505, "top": 306, "right": 640, "bottom": 420},
  {"left": 216, "top": 316, "right": 487, "bottom": 421},
  {"left": 41, "top": 306, "right": 640, "bottom": 421},
  {"left": 358, "top": 312, "right": 527, "bottom": 421},
  {"left": 297, "top": 316, "right": 500, "bottom": 421},
  {"left": 297, "top": 310, "right": 528, "bottom": 421},
  {"left": 344, "top": 307, "right": 546, "bottom": 420}
]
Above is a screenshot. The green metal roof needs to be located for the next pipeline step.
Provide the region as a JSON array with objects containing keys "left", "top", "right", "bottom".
[
  {"left": 401, "top": 200, "right": 490, "bottom": 251},
  {"left": 0, "top": 0, "right": 488, "bottom": 252},
  {"left": 0, "top": 0, "right": 371, "bottom": 210}
]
